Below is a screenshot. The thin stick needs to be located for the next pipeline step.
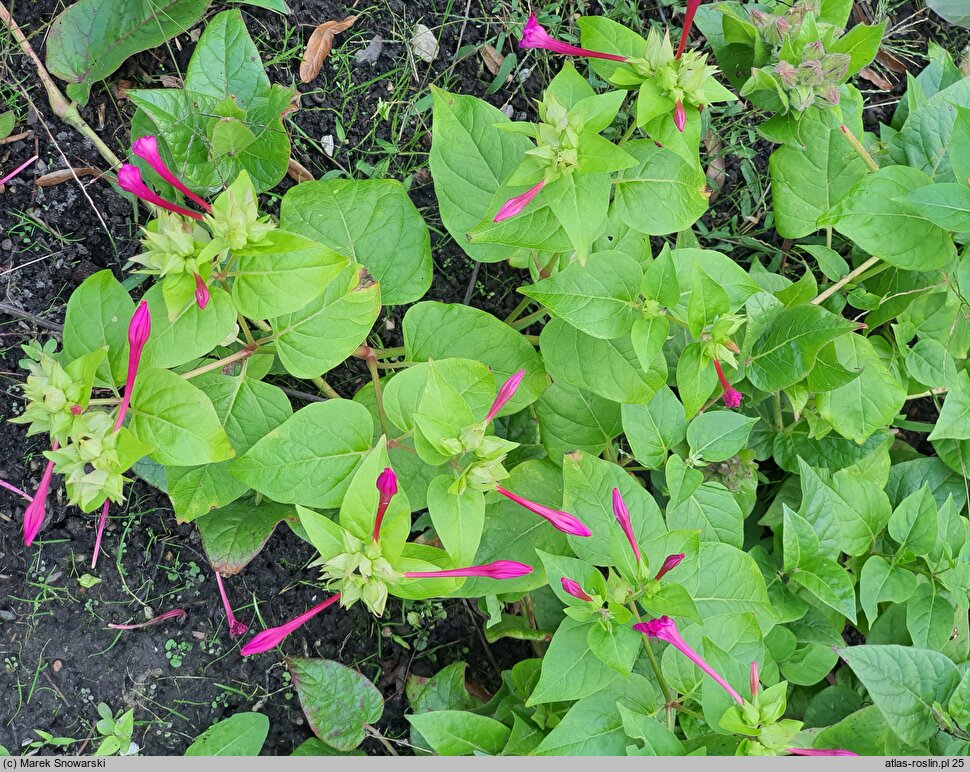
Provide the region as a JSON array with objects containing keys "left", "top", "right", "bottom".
[
  {"left": 0, "top": 302, "right": 64, "bottom": 332},
  {"left": 839, "top": 125, "right": 879, "bottom": 173},
  {"left": 811, "top": 256, "right": 880, "bottom": 305},
  {"left": 0, "top": 131, "right": 32, "bottom": 145}
]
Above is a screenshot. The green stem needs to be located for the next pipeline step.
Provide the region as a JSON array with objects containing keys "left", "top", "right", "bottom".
[
  {"left": 839, "top": 124, "right": 879, "bottom": 173},
  {"left": 366, "top": 354, "right": 390, "bottom": 439},
  {"left": 629, "top": 602, "right": 675, "bottom": 731},
  {"left": 811, "top": 255, "right": 880, "bottom": 305},
  {"left": 372, "top": 346, "right": 405, "bottom": 359},
  {"left": 511, "top": 309, "right": 548, "bottom": 330},
  {"left": 504, "top": 296, "right": 533, "bottom": 325},
  {"left": 181, "top": 346, "right": 257, "bottom": 380},
  {"left": 773, "top": 392, "right": 784, "bottom": 432},
  {"left": 618, "top": 120, "right": 639, "bottom": 146},
  {"left": 311, "top": 376, "right": 341, "bottom": 400}
]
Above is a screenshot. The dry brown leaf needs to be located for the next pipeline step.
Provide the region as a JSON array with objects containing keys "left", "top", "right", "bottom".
[
  {"left": 859, "top": 66, "right": 894, "bottom": 90},
  {"left": 875, "top": 49, "right": 908, "bottom": 74},
  {"left": 113, "top": 79, "right": 133, "bottom": 100},
  {"left": 159, "top": 74, "right": 184, "bottom": 89},
  {"left": 480, "top": 44, "right": 504, "bottom": 76},
  {"left": 35, "top": 167, "right": 101, "bottom": 187},
  {"left": 287, "top": 157, "right": 314, "bottom": 183},
  {"left": 300, "top": 15, "right": 358, "bottom": 83}
]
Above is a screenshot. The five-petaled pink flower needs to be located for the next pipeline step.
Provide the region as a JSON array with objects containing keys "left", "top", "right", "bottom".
[
  {"left": 787, "top": 749, "right": 858, "bottom": 757},
  {"left": 634, "top": 616, "right": 743, "bottom": 705},
  {"left": 495, "top": 486, "right": 591, "bottom": 537},
  {"left": 561, "top": 577, "right": 593, "bottom": 602},
  {"left": 520, "top": 14, "right": 627, "bottom": 62},
  {"left": 654, "top": 553, "right": 684, "bottom": 581},
  {"left": 485, "top": 369, "right": 525, "bottom": 422},
  {"left": 713, "top": 358, "right": 742, "bottom": 409},
  {"left": 372, "top": 467, "right": 399, "bottom": 541},
  {"left": 117, "top": 164, "right": 204, "bottom": 221},
  {"left": 23, "top": 440, "right": 58, "bottom": 547},
  {"left": 676, "top": 0, "right": 703, "bottom": 59},
  {"left": 241, "top": 593, "right": 342, "bottom": 656},
  {"left": 403, "top": 560, "right": 533, "bottom": 580},
  {"left": 612, "top": 488, "right": 641, "bottom": 562},
  {"left": 215, "top": 570, "right": 248, "bottom": 637},
  {"left": 494, "top": 181, "right": 546, "bottom": 223},
  {"left": 132, "top": 136, "right": 211, "bottom": 213}
]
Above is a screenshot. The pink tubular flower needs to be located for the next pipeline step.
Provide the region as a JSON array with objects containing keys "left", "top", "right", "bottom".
[
  {"left": 132, "top": 136, "right": 211, "bottom": 213},
  {"left": 108, "top": 608, "right": 187, "bottom": 630},
  {"left": 676, "top": 0, "right": 703, "bottom": 59},
  {"left": 788, "top": 749, "right": 858, "bottom": 757},
  {"left": 712, "top": 358, "right": 742, "bottom": 409},
  {"left": 193, "top": 273, "right": 210, "bottom": 310},
  {"left": 485, "top": 369, "right": 525, "bottom": 423},
  {"left": 654, "top": 553, "right": 684, "bottom": 581},
  {"left": 673, "top": 99, "right": 687, "bottom": 132},
  {"left": 214, "top": 570, "right": 248, "bottom": 637},
  {"left": 116, "top": 164, "right": 204, "bottom": 221},
  {"left": 495, "top": 485, "right": 591, "bottom": 537},
  {"left": 241, "top": 594, "right": 342, "bottom": 656},
  {"left": 0, "top": 155, "right": 39, "bottom": 188},
  {"left": 612, "top": 488, "right": 641, "bottom": 562},
  {"left": 494, "top": 180, "right": 546, "bottom": 222},
  {"left": 23, "top": 441, "right": 58, "bottom": 547},
  {"left": 634, "top": 616, "right": 743, "bottom": 705},
  {"left": 115, "top": 301, "right": 151, "bottom": 431},
  {"left": 520, "top": 14, "right": 628, "bottom": 62},
  {"left": 91, "top": 500, "right": 110, "bottom": 569},
  {"left": 561, "top": 577, "right": 593, "bottom": 602},
  {"left": 750, "top": 660, "right": 759, "bottom": 698},
  {"left": 372, "top": 467, "right": 399, "bottom": 541},
  {"left": 403, "top": 560, "right": 533, "bottom": 580}
]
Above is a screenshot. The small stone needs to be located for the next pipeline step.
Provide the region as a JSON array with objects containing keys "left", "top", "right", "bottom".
[{"left": 410, "top": 24, "right": 439, "bottom": 64}]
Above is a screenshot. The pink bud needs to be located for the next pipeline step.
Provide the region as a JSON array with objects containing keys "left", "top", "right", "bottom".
[
  {"left": 115, "top": 301, "right": 151, "bottom": 431},
  {"left": 372, "top": 467, "right": 399, "bottom": 541},
  {"left": 635, "top": 616, "right": 743, "bottom": 705},
  {"left": 676, "top": 0, "right": 703, "bottom": 59},
  {"left": 116, "top": 164, "right": 204, "bottom": 221},
  {"left": 560, "top": 577, "right": 593, "bottom": 602},
  {"left": 520, "top": 14, "right": 627, "bottom": 62},
  {"left": 494, "top": 180, "right": 546, "bottom": 222},
  {"left": 673, "top": 100, "right": 687, "bottom": 133},
  {"left": 132, "top": 135, "right": 211, "bottom": 213},
  {"left": 108, "top": 608, "right": 187, "bottom": 630},
  {"left": 485, "top": 369, "right": 525, "bottom": 423},
  {"left": 750, "top": 660, "right": 759, "bottom": 698},
  {"left": 23, "top": 442, "right": 58, "bottom": 547},
  {"left": 403, "top": 560, "right": 533, "bottom": 580},
  {"left": 193, "top": 273, "right": 210, "bottom": 310},
  {"left": 787, "top": 749, "right": 858, "bottom": 757},
  {"left": 712, "top": 358, "right": 742, "bottom": 410},
  {"left": 495, "top": 486, "right": 591, "bottom": 537},
  {"left": 241, "top": 594, "right": 341, "bottom": 656},
  {"left": 654, "top": 553, "right": 684, "bottom": 581},
  {"left": 214, "top": 570, "right": 248, "bottom": 637},
  {"left": 612, "top": 488, "right": 641, "bottom": 562}
]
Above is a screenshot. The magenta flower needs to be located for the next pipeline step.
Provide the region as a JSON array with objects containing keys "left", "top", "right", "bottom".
[
  {"left": 116, "top": 164, "right": 204, "bottom": 221},
  {"left": 372, "top": 466, "right": 399, "bottom": 541},
  {"left": 654, "top": 553, "right": 684, "bottom": 581},
  {"left": 750, "top": 660, "right": 759, "bottom": 698},
  {"left": 494, "top": 180, "right": 546, "bottom": 222},
  {"left": 520, "top": 14, "right": 627, "bottom": 62},
  {"left": 23, "top": 441, "right": 58, "bottom": 547},
  {"left": 634, "top": 616, "right": 743, "bottom": 705},
  {"left": 713, "top": 358, "right": 742, "bottom": 409},
  {"left": 0, "top": 154, "right": 38, "bottom": 188},
  {"left": 114, "top": 301, "right": 151, "bottom": 431},
  {"left": 193, "top": 272, "right": 210, "bottom": 310},
  {"left": 787, "top": 749, "right": 858, "bottom": 757},
  {"left": 561, "top": 577, "right": 593, "bottom": 602},
  {"left": 676, "top": 0, "right": 703, "bottom": 59},
  {"left": 612, "top": 488, "right": 641, "bottom": 562},
  {"left": 673, "top": 99, "right": 687, "bottom": 132},
  {"left": 241, "top": 593, "right": 342, "bottom": 656},
  {"left": 485, "top": 369, "right": 525, "bottom": 423},
  {"left": 214, "top": 570, "right": 248, "bottom": 637},
  {"left": 91, "top": 499, "right": 110, "bottom": 569},
  {"left": 108, "top": 608, "right": 187, "bottom": 630},
  {"left": 132, "top": 135, "right": 211, "bottom": 213},
  {"left": 403, "top": 560, "right": 533, "bottom": 580},
  {"left": 495, "top": 485, "right": 592, "bottom": 537}
]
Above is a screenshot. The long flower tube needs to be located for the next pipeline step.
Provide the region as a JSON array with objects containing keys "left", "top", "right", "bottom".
[
  {"left": 403, "top": 560, "right": 533, "bottom": 580},
  {"left": 214, "top": 570, "right": 248, "bottom": 637},
  {"left": 676, "top": 0, "right": 703, "bottom": 59},
  {"left": 240, "top": 594, "right": 342, "bottom": 656},
  {"left": 520, "top": 14, "right": 627, "bottom": 62},
  {"left": 0, "top": 155, "right": 38, "bottom": 188},
  {"left": 117, "top": 164, "right": 204, "bottom": 221},
  {"left": 495, "top": 486, "right": 592, "bottom": 537},
  {"left": 23, "top": 441, "right": 58, "bottom": 547},
  {"left": 132, "top": 136, "right": 211, "bottom": 213},
  {"left": 713, "top": 358, "right": 742, "bottom": 409}
]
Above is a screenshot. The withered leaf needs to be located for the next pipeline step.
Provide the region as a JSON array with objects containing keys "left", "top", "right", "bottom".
[
  {"left": 35, "top": 167, "right": 102, "bottom": 187},
  {"left": 287, "top": 156, "right": 314, "bottom": 183},
  {"left": 300, "top": 15, "right": 358, "bottom": 83},
  {"left": 480, "top": 44, "right": 504, "bottom": 76}
]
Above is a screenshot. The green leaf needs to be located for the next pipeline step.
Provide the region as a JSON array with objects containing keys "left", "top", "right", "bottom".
[
  {"left": 747, "top": 304, "right": 855, "bottom": 392},
  {"left": 541, "top": 318, "right": 665, "bottom": 404},
  {"left": 859, "top": 556, "right": 918, "bottom": 625},
  {"left": 790, "top": 556, "right": 857, "bottom": 623},
  {"left": 0, "top": 111, "right": 14, "bottom": 140},
  {"left": 622, "top": 386, "right": 687, "bottom": 470},
  {"left": 141, "top": 285, "right": 237, "bottom": 370},
  {"left": 46, "top": 0, "right": 210, "bottom": 105},
  {"left": 404, "top": 302, "right": 547, "bottom": 412},
  {"left": 62, "top": 270, "right": 134, "bottom": 386},
  {"left": 184, "top": 10, "right": 268, "bottom": 103},
  {"left": 839, "top": 645, "right": 960, "bottom": 745},
  {"left": 272, "top": 266, "right": 381, "bottom": 379},
  {"left": 686, "top": 411, "right": 758, "bottom": 462},
  {"left": 546, "top": 172, "right": 612, "bottom": 260},
  {"left": 642, "top": 243, "right": 680, "bottom": 308},
  {"left": 613, "top": 141, "right": 709, "bottom": 235},
  {"left": 802, "top": 244, "right": 850, "bottom": 282},
  {"left": 232, "top": 230, "right": 349, "bottom": 320},
  {"left": 427, "top": 477, "right": 484, "bottom": 566},
  {"left": 906, "top": 582, "right": 954, "bottom": 651},
  {"left": 905, "top": 338, "right": 959, "bottom": 388},
  {"left": 828, "top": 22, "right": 885, "bottom": 76},
  {"left": 288, "top": 658, "right": 383, "bottom": 752},
  {"left": 129, "top": 368, "right": 233, "bottom": 466},
  {"left": 676, "top": 342, "right": 718, "bottom": 418},
  {"left": 667, "top": 479, "right": 744, "bottom": 548},
  {"left": 679, "top": 542, "right": 775, "bottom": 631},
  {"left": 900, "top": 183, "right": 970, "bottom": 232},
  {"left": 229, "top": 400, "right": 372, "bottom": 508},
  {"left": 893, "top": 78, "right": 970, "bottom": 182},
  {"left": 769, "top": 106, "right": 868, "bottom": 239},
  {"left": 520, "top": 252, "right": 642, "bottom": 339},
  {"left": 280, "top": 180, "right": 432, "bottom": 306},
  {"left": 196, "top": 499, "right": 292, "bottom": 574},
  {"left": 184, "top": 713, "right": 269, "bottom": 756},
  {"left": 527, "top": 617, "right": 621, "bottom": 705},
  {"left": 537, "top": 381, "right": 622, "bottom": 464},
  {"left": 819, "top": 166, "right": 957, "bottom": 270},
  {"left": 406, "top": 712, "right": 509, "bottom": 756},
  {"left": 888, "top": 485, "right": 939, "bottom": 557},
  {"left": 429, "top": 88, "right": 533, "bottom": 263},
  {"left": 687, "top": 267, "right": 730, "bottom": 338},
  {"left": 928, "top": 371, "right": 970, "bottom": 441},
  {"left": 814, "top": 706, "right": 897, "bottom": 755}
]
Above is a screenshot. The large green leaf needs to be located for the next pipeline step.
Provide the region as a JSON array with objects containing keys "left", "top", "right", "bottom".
[
  {"left": 287, "top": 658, "right": 383, "bottom": 752},
  {"left": 280, "top": 180, "right": 432, "bottom": 306},
  {"left": 928, "top": 371, "right": 970, "bottom": 442},
  {"left": 537, "top": 381, "right": 622, "bottom": 464},
  {"left": 859, "top": 556, "right": 918, "bottom": 626},
  {"left": 666, "top": 481, "right": 744, "bottom": 548},
  {"left": 46, "top": 0, "right": 210, "bottom": 105},
  {"left": 406, "top": 712, "right": 509, "bottom": 756},
  {"left": 893, "top": 78, "right": 970, "bottom": 182},
  {"left": 229, "top": 400, "right": 372, "bottom": 508},
  {"left": 900, "top": 183, "right": 970, "bottom": 232},
  {"left": 184, "top": 713, "right": 268, "bottom": 756},
  {"left": 62, "top": 270, "right": 134, "bottom": 386},
  {"left": 622, "top": 387, "right": 687, "bottom": 470},
  {"left": 196, "top": 500, "right": 294, "bottom": 574},
  {"left": 527, "top": 617, "right": 622, "bottom": 705},
  {"left": 840, "top": 645, "right": 960, "bottom": 745},
  {"left": 686, "top": 411, "right": 758, "bottom": 462},
  {"left": 141, "top": 284, "right": 237, "bottom": 370}
]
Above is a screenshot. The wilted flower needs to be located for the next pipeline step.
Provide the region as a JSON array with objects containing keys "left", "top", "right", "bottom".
[
  {"left": 23, "top": 442, "right": 58, "bottom": 547},
  {"left": 494, "top": 181, "right": 546, "bottom": 222},
  {"left": 495, "top": 486, "right": 592, "bottom": 537},
  {"left": 241, "top": 594, "right": 342, "bottom": 656},
  {"left": 403, "top": 560, "right": 533, "bottom": 580},
  {"left": 520, "top": 14, "right": 627, "bottom": 62},
  {"left": 214, "top": 570, "right": 248, "bottom": 637},
  {"left": 0, "top": 155, "right": 38, "bottom": 188},
  {"left": 108, "top": 608, "right": 187, "bottom": 630},
  {"left": 750, "top": 660, "right": 759, "bottom": 698},
  {"left": 132, "top": 136, "right": 211, "bottom": 213}
]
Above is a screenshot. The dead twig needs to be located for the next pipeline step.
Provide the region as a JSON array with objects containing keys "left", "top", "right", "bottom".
[{"left": 0, "top": 301, "right": 64, "bottom": 332}]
